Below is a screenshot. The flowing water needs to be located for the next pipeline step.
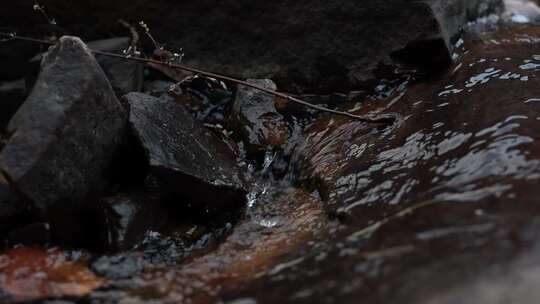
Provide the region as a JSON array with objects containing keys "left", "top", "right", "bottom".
[{"left": 4, "top": 1, "right": 540, "bottom": 303}]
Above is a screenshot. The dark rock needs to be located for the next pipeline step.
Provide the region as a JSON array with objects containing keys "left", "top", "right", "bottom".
[
  {"left": 0, "top": 36, "right": 127, "bottom": 214},
  {"left": 143, "top": 80, "right": 175, "bottom": 97},
  {"left": 27, "top": 37, "right": 144, "bottom": 97},
  {"left": 89, "top": 37, "right": 144, "bottom": 96},
  {"left": 231, "top": 79, "right": 288, "bottom": 155},
  {"left": 0, "top": 79, "right": 27, "bottom": 131},
  {"left": 97, "top": 193, "right": 168, "bottom": 252},
  {"left": 168, "top": 76, "right": 234, "bottom": 125},
  {"left": 125, "top": 92, "right": 246, "bottom": 212},
  {"left": 6, "top": 222, "right": 51, "bottom": 246},
  {"left": 0, "top": 0, "right": 503, "bottom": 92}
]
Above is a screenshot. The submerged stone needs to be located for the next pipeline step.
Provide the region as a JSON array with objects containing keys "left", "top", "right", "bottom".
[
  {"left": 97, "top": 193, "right": 168, "bottom": 252},
  {"left": 92, "top": 254, "right": 145, "bottom": 280},
  {"left": 0, "top": 36, "right": 126, "bottom": 214},
  {"left": 231, "top": 79, "right": 288, "bottom": 155},
  {"left": 125, "top": 92, "right": 246, "bottom": 212}
]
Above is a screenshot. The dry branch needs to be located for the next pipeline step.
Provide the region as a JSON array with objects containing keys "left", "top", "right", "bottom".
[{"left": 0, "top": 32, "right": 397, "bottom": 125}]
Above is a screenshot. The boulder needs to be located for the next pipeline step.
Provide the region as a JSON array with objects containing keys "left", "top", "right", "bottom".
[
  {"left": 27, "top": 37, "right": 144, "bottom": 97},
  {"left": 231, "top": 79, "right": 288, "bottom": 154},
  {"left": 125, "top": 92, "right": 246, "bottom": 212},
  {"left": 0, "top": 0, "right": 504, "bottom": 92},
  {"left": 0, "top": 36, "right": 127, "bottom": 214}
]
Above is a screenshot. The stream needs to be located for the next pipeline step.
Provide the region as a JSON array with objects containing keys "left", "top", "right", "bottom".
[{"left": 3, "top": 1, "right": 540, "bottom": 303}]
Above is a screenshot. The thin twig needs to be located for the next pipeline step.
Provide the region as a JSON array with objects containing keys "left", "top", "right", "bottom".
[
  {"left": 0, "top": 32, "right": 396, "bottom": 124},
  {"left": 118, "top": 19, "right": 139, "bottom": 51}
]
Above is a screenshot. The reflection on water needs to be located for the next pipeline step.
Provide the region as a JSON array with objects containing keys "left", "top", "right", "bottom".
[{"left": 264, "top": 24, "right": 540, "bottom": 304}]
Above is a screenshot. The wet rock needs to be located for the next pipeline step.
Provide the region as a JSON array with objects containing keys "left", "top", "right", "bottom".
[
  {"left": 143, "top": 80, "right": 175, "bottom": 97},
  {"left": 92, "top": 254, "right": 145, "bottom": 280},
  {"left": 168, "top": 76, "right": 234, "bottom": 125},
  {"left": 1, "top": 0, "right": 503, "bottom": 92},
  {"left": 0, "top": 36, "right": 126, "bottom": 214},
  {"left": 125, "top": 92, "right": 246, "bottom": 212},
  {"left": 97, "top": 193, "right": 169, "bottom": 252},
  {"left": 504, "top": 0, "right": 540, "bottom": 24},
  {"left": 275, "top": 25, "right": 540, "bottom": 304},
  {"left": 123, "top": 188, "right": 327, "bottom": 303},
  {"left": 231, "top": 79, "right": 288, "bottom": 155},
  {"left": 0, "top": 79, "right": 27, "bottom": 131}
]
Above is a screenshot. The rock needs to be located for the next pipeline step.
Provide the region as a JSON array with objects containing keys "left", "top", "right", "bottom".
[
  {"left": 89, "top": 37, "right": 144, "bottom": 96},
  {"left": 97, "top": 193, "right": 169, "bottom": 252},
  {"left": 0, "top": 36, "right": 127, "bottom": 215},
  {"left": 503, "top": 0, "right": 540, "bottom": 24},
  {"left": 231, "top": 79, "right": 288, "bottom": 155},
  {"left": 125, "top": 92, "right": 246, "bottom": 212},
  {"left": 143, "top": 80, "right": 175, "bottom": 97},
  {"left": 128, "top": 188, "right": 327, "bottom": 303},
  {"left": 92, "top": 254, "right": 145, "bottom": 280},
  {"left": 168, "top": 76, "right": 234, "bottom": 125},
  {"left": 0, "top": 0, "right": 504, "bottom": 92},
  {"left": 0, "top": 79, "right": 27, "bottom": 131},
  {"left": 27, "top": 37, "right": 144, "bottom": 96}
]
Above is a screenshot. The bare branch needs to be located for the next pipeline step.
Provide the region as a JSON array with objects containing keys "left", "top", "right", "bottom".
[
  {"left": 0, "top": 32, "right": 397, "bottom": 125},
  {"left": 118, "top": 19, "right": 139, "bottom": 53}
]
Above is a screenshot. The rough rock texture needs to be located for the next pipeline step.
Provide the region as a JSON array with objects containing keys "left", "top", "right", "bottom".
[
  {"left": 0, "top": 36, "right": 126, "bottom": 214},
  {"left": 89, "top": 37, "right": 144, "bottom": 96},
  {"left": 0, "top": 0, "right": 503, "bottom": 92},
  {"left": 126, "top": 92, "right": 246, "bottom": 212},
  {"left": 27, "top": 38, "right": 144, "bottom": 97},
  {"left": 97, "top": 193, "right": 168, "bottom": 252},
  {"left": 231, "top": 79, "right": 288, "bottom": 154}
]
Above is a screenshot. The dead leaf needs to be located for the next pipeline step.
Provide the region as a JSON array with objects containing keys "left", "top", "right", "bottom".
[{"left": 0, "top": 247, "right": 105, "bottom": 302}]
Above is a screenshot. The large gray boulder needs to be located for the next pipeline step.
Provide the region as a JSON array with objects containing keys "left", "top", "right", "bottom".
[
  {"left": 0, "top": 36, "right": 127, "bottom": 214},
  {"left": 0, "top": 0, "right": 503, "bottom": 92}
]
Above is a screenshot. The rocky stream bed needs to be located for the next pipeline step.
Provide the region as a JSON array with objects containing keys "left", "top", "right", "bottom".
[{"left": 2, "top": 0, "right": 540, "bottom": 303}]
